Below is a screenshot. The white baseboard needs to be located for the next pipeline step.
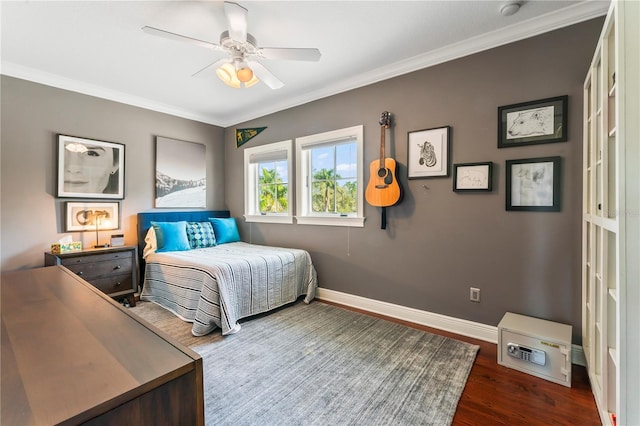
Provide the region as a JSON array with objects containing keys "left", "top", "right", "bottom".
[
  {"left": 572, "top": 344, "right": 586, "bottom": 367},
  {"left": 316, "top": 287, "right": 586, "bottom": 367}
]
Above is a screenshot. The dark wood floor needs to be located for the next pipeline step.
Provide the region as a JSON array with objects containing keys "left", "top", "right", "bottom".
[{"left": 320, "top": 300, "right": 601, "bottom": 426}]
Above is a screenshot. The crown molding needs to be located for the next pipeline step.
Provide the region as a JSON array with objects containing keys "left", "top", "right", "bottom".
[{"left": 0, "top": 62, "right": 222, "bottom": 126}]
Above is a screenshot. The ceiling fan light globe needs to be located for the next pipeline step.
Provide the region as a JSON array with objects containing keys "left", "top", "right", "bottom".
[
  {"left": 216, "top": 63, "right": 241, "bottom": 88},
  {"left": 237, "top": 67, "right": 254, "bottom": 82}
]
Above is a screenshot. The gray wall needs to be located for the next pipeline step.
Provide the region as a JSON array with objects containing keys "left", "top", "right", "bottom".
[
  {"left": 224, "top": 19, "right": 604, "bottom": 342},
  {"left": 0, "top": 76, "right": 225, "bottom": 271},
  {"left": 0, "top": 18, "right": 603, "bottom": 343}
]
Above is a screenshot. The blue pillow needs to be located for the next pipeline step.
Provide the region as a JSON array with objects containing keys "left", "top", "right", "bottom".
[
  {"left": 209, "top": 217, "right": 240, "bottom": 244},
  {"left": 186, "top": 221, "right": 217, "bottom": 249},
  {"left": 150, "top": 221, "right": 191, "bottom": 252}
]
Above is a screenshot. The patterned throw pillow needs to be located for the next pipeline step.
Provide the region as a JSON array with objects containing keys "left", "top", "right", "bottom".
[{"left": 186, "top": 221, "right": 217, "bottom": 249}]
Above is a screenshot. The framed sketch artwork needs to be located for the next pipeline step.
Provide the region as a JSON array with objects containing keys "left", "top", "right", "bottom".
[
  {"left": 498, "top": 95, "right": 568, "bottom": 148},
  {"left": 506, "top": 156, "right": 561, "bottom": 211},
  {"left": 408, "top": 126, "right": 451, "bottom": 178},
  {"left": 453, "top": 162, "right": 493, "bottom": 192},
  {"left": 65, "top": 201, "right": 120, "bottom": 232},
  {"left": 57, "top": 134, "right": 125, "bottom": 199},
  {"left": 155, "top": 136, "right": 206, "bottom": 208}
]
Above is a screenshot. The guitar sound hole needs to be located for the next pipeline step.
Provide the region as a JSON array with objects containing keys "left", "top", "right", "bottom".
[{"left": 377, "top": 168, "right": 387, "bottom": 178}]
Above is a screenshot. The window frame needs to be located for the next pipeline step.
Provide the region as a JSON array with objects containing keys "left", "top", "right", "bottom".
[
  {"left": 244, "top": 140, "right": 293, "bottom": 224},
  {"left": 295, "top": 125, "right": 365, "bottom": 227}
]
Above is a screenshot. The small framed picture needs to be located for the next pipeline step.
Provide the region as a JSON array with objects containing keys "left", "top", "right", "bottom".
[
  {"left": 506, "top": 156, "right": 561, "bottom": 211},
  {"left": 453, "top": 162, "right": 493, "bottom": 192},
  {"left": 498, "top": 95, "right": 568, "bottom": 148},
  {"left": 408, "top": 126, "right": 451, "bottom": 179},
  {"left": 65, "top": 201, "right": 120, "bottom": 232},
  {"left": 57, "top": 134, "right": 125, "bottom": 199}
]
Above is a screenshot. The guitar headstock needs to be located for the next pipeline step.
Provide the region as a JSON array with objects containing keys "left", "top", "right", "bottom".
[{"left": 379, "top": 111, "right": 391, "bottom": 128}]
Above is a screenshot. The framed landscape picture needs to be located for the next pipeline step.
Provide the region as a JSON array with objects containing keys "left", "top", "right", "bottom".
[
  {"left": 498, "top": 95, "right": 567, "bottom": 148},
  {"left": 155, "top": 136, "right": 206, "bottom": 208}
]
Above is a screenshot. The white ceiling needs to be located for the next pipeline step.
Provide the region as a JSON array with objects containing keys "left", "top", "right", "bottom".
[{"left": 1, "top": 1, "right": 608, "bottom": 128}]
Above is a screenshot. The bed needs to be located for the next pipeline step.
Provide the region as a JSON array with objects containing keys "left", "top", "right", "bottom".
[{"left": 137, "top": 211, "right": 317, "bottom": 336}]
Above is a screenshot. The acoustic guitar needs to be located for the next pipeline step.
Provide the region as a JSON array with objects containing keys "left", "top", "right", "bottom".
[
  {"left": 365, "top": 111, "right": 402, "bottom": 229},
  {"left": 365, "top": 111, "right": 401, "bottom": 208}
]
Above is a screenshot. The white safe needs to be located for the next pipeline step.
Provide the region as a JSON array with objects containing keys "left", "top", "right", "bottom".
[{"left": 498, "top": 312, "right": 572, "bottom": 387}]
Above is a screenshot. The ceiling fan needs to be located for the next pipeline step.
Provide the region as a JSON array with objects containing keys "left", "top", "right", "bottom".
[{"left": 142, "top": 1, "right": 321, "bottom": 89}]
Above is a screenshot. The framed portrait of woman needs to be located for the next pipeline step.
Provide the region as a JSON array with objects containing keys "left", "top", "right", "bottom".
[{"left": 56, "top": 134, "right": 125, "bottom": 199}]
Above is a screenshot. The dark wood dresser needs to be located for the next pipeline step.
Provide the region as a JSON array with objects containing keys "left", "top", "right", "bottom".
[
  {"left": 1, "top": 266, "right": 204, "bottom": 425},
  {"left": 44, "top": 245, "right": 138, "bottom": 306}
]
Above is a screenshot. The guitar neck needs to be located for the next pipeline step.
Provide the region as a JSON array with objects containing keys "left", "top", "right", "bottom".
[{"left": 379, "top": 125, "right": 386, "bottom": 165}]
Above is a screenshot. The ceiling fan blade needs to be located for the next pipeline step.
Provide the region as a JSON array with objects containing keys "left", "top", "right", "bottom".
[
  {"left": 192, "top": 58, "right": 230, "bottom": 77},
  {"left": 248, "top": 61, "right": 284, "bottom": 90},
  {"left": 258, "top": 47, "right": 321, "bottom": 62},
  {"left": 224, "top": 2, "right": 248, "bottom": 43},
  {"left": 142, "top": 26, "right": 222, "bottom": 51}
]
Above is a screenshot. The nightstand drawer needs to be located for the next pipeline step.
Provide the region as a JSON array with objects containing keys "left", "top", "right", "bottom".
[
  {"left": 60, "top": 251, "right": 131, "bottom": 266},
  {"left": 64, "top": 258, "right": 132, "bottom": 280},
  {"left": 91, "top": 273, "right": 135, "bottom": 295}
]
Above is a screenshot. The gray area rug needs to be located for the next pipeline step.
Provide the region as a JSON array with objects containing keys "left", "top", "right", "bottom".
[{"left": 130, "top": 300, "right": 479, "bottom": 425}]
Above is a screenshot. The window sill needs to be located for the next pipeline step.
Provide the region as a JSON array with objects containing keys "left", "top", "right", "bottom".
[
  {"left": 244, "top": 214, "right": 294, "bottom": 224},
  {"left": 295, "top": 216, "right": 365, "bottom": 228}
]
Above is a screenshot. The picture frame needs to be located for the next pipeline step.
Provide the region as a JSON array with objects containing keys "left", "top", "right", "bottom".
[
  {"left": 408, "top": 126, "right": 451, "bottom": 178},
  {"left": 57, "top": 134, "right": 125, "bottom": 199},
  {"left": 155, "top": 136, "right": 206, "bottom": 208},
  {"left": 65, "top": 201, "right": 120, "bottom": 232},
  {"left": 498, "top": 95, "right": 568, "bottom": 148},
  {"left": 506, "top": 156, "right": 561, "bottom": 211},
  {"left": 453, "top": 162, "right": 493, "bottom": 192}
]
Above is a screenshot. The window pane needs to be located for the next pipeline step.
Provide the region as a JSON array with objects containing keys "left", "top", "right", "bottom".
[
  {"left": 336, "top": 142, "right": 357, "bottom": 179},
  {"left": 275, "top": 160, "right": 288, "bottom": 183},
  {"left": 336, "top": 178, "right": 357, "bottom": 214},
  {"left": 311, "top": 145, "right": 335, "bottom": 175},
  {"left": 312, "top": 181, "right": 335, "bottom": 213},
  {"left": 259, "top": 182, "right": 288, "bottom": 213},
  {"left": 258, "top": 160, "right": 288, "bottom": 213}
]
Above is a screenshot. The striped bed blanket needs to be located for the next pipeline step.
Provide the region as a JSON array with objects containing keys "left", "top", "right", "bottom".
[{"left": 140, "top": 242, "right": 317, "bottom": 336}]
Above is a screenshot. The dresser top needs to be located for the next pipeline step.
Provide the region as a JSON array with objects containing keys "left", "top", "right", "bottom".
[
  {"left": 45, "top": 244, "right": 138, "bottom": 257},
  {"left": 1, "top": 266, "right": 200, "bottom": 425}
]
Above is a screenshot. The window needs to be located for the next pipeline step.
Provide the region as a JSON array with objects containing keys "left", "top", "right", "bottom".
[
  {"left": 296, "top": 125, "right": 364, "bottom": 227},
  {"left": 244, "top": 140, "right": 293, "bottom": 224}
]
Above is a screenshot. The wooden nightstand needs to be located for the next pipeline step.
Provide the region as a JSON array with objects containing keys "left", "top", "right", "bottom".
[{"left": 44, "top": 245, "right": 138, "bottom": 306}]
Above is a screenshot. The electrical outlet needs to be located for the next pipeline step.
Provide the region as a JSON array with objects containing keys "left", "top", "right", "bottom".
[{"left": 470, "top": 287, "right": 480, "bottom": 302}]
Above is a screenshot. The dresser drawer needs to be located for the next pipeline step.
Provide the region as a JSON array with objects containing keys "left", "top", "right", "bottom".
[
  {"left": 60, "top": 251, "right": 132, "bottom": 266},
  {"left": 64, "top": 258, "right": 132, "bottom": 280},
  {"left": 90, "top": 273, "right": 135, "bottom": 295}
]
